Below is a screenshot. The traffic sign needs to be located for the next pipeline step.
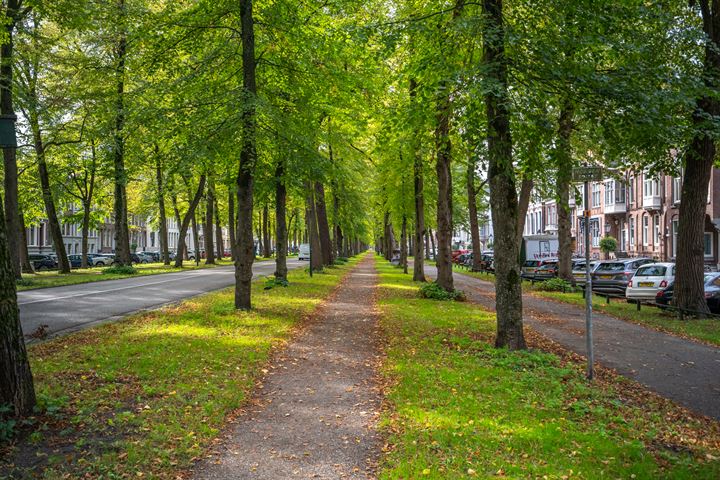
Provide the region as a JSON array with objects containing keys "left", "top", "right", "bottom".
[{"left": 572, "top": 166, "right": 604, "bottom": 182}]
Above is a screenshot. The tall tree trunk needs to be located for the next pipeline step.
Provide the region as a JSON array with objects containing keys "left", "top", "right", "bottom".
[
  {"left": 34, "top": 138, "right": 70, "bottom": 274},
  {"left": 1, "top": 0, "right": 22, "bottom": 279},
  {"left": 205, "top": 181, "right": 216, "bottom": 264},
  {"left": 401, "top": 215, "right": 408, "bottom": 274},
  {"left": 383, "top": 211, "right": 392, "bottom": 261},
  {"left": 314, "top": 182, "right": 333, "bottom": 265},
  {"left": 228, "top": 187, "right": 237, "bottom": 261},
  {"left": 174, "top": 176, "right": 206, "bottom": 268},
  {"left": 171, "top": 194, "right": 184, "bottom": 260},
  {"left": 556, "top": 98, "right": 575, "bottom": 283},
  {"left": 191, "top": 212, "right": 199, "bottom": 262},
  {"left": 425, "top": 229, "right": 430, "bottom": 260},
  {"left": 235, "top": 0, "right": 257, "bottom": 309},
  {"left": 332, "top": 190, "right": 341, "bottom": 259},
  {"left": 305, "top": 182, "right": 323, "bottom": 272},
  {"left": 517, "top": 178, "right": 534, "bottom": 240},
  {"left": 410, "top": 79, "right": 426, "bottom": 281},
  {"left": 467, "top": 158, "right": 482, "bottom": 271},
  {"left": 262, "top": 204, "right": 271, "bottom": 257},
  {"left": 484, "top": 0, "right": 526, "bottom": 350},
  {"left": 0, "top": 191, "right": 35, "bottom": 415},
  {"left": 18, "top": 211, "right": 33, "bottom": 274},
  {"left": 429, "top": 228, "right": 436, "bottom": 259},
  {"left": 275, "top": 161, "right": 288, "bottom": 280},
  {"left": 81, "top": 200, "right": 91, "bottom": 269},
  {"left": 155, "top": 154, "right": 170, "bottom": 265},
  {"left": 434, "top": 96, "right": 454, "bottom": 291},
  {"left": 214, "top": 198, "right": 223, "bottom": 260},
  {"left": 112, "top": 0, "right": 131, "bottom": 266}
]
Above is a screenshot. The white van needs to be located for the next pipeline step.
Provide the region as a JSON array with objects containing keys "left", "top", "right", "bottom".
[{"left": 298, "top": 243, "right": 310, "bottom": 261}]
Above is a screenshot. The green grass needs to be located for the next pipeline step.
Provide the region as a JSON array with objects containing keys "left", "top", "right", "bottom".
[
  {"left": 377, "top": 260, "right": 720, "bottom": 479},
  {"left": 18, "top": 258, "right": 238, "bottom": 291},
  {"left": 456, "top": 268, "right": 720, "bottom": 347},
  {"left": 1, "top": 255, "right": 362, "bottom": 478}
]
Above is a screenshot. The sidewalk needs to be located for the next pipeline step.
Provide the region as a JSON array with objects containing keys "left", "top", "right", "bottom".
[
  {"left": 429, "top": 266, "right": 720, "bottom": 420},
  {"left": 192, "top": 255, "right": 381, "bottom": 479}
]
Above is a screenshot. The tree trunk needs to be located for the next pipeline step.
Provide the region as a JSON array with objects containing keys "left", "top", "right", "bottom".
[
  {"left": 174, "top": 176, "right": 206, "bottom": 268},
  {"left": 228, "top": 187, "right": 237, "bottom": 261},
  {"left": 18, "top": 211, "right": 33, "bottom": 274},
  {"left": 332, "top": 189, "right": 342, "bottom": 259},
  {"left": 112, "top": 0, "right": 131, "bottom": 266},
  {"left": 275, "top": 161, "right": 288, "bottom": 280},
  {"left": 262, "top": 204, "right": 270, "bottom": 257},
  {"left": 35, "top": 139, "right": 70, "bottom": 274},
  {"left": 314, "top": 182, "right": 333, "bottom": 266},
  {"left": 205, "top": 181, "right": 215, "bottom": 264},
  {"left": 484, "top": 0, "right": 526, "bottom": 350},
  {"left": 171, "top": 194, "right": 185, "bottom": 260},
  {"left": 383, "top": 211, "right": 392, "bottom": 261},
  {"left": 81, "top": 200, "right": 91, "bottom": 269},
  {"left": 517, "top": 178, "right": 534, "bottom": 239},
  {"left": 556, "top": 98, "right": 575, "bottom": 283},
  {"left": 425, "top": 229, "right": 430, "bottom": 259},
  {"left": 401, "top": 215, "right": 408, "bottom": 274},
  {"left": 156, "top": 154, "right": 170, "bottom": 265},
  {"left": 467, "top": 158, "right": 482, "bottom": 271},
  {"left": 429, "top": 228, "right": 436, "bottom": 260},
  {"left": 0, "top": 186, "right": 35, "bottom": 415},
  {"left": 410, "top": 79, "right": 426, "bottom": 281},
  {"left": 434, "top": 93, "right": 454, "bottom": 291},
  {"left": 191, "top": 211, "right": 199, "bottom": 262},
  {"left": 305, "top": 182, "right": 323, "bottom": 272},
  {"left": 235, "top": 0, "right": 257, "bottom": 310},
  {"left": 1, "top": 0, "right": 21, "bottom": 280},
  {"left": 214, "top": 198, "right": 223, "bottom": 260}
]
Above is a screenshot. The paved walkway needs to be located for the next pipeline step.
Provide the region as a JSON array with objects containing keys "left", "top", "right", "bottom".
[
  {"left": 429, "top": 266, "right": 720, "bottom": 420},
  {"left": 193, "top": 255, "right": 381, "bottom": 479}
]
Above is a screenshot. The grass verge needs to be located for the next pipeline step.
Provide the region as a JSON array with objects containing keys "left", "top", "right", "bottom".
[
  {"left": 377, "top": 260, "right": 720, "bottom": 479},
  {"left": 18, "top": 258, "right": 237, "bottom": 291},
  {"left": 456, "top": 268, "right": 720, "bottom": 347},
  {"left": 0, "top": 255, "right": 363, "bottom": 478}
]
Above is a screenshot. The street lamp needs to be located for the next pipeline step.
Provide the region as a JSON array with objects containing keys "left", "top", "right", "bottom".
[{"left": 0, "top": 114, "right": 17, "bottom": 148}]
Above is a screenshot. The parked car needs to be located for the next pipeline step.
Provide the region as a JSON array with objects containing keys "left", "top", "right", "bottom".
[
  {"left": 521, "top": 258, "right": 557, "bottom": 280},
  {"left": 572, "top": 260, "right": 600, "bottom": 287},
  {"left": 187, "top": 250, "right": 206, "bottom": 261},
  {"left": 136, "top": 252, "right": 154, "bottom": 263},
  {"left": 86, "top": 254, "right": 112, "bottom": 266},
  {"left": 655, "top": 272, "right": 720, "bottom": 313},
  {"left": 626, "top": 262, "right": 675, "bottom": 303},
  {"left": 451, "top": 249, "right": 470, "bottom": 264},
  {"left": 67, "top": 254, "right": 84, "bottom": 268},
  {"left": 28, "top": 254, "right": 57, "bottom": 271},
  {"left": 298, "top": 243, "right": 310, "bottom": 261},
  {"left": 591, "top": 258, "right": 654, "bottom": 295},
  {"left": 533, "top": 261, "right": 559, "bottom": 281},
  {"left": 457, "top": 252, "right": 472, "bottom": 266},
  {"left": 479, "top": 254, "right": 494, "bottom": 272}
]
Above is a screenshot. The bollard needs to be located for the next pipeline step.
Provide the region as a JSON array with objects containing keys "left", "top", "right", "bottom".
[
  {"left": 606, "top": 295, "right": 610, "bottom": 304},
  {"left": 636, "top": 301, "right": 641, "bottom": 312}
]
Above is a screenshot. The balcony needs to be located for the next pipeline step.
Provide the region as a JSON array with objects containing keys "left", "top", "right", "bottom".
[
  {"left": 643, "top": 195, "right": 662, "bottom": 210},
  {"left": 604, "top": 202, "right": 626, "bottom": 215}
]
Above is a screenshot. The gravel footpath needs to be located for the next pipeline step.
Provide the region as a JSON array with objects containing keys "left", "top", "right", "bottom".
[
  {"left": 192, "top": 255, "right": 381, "bottom": 479},
  {"left": 427, "top": 265, "right": 720, "bottom": 420}
]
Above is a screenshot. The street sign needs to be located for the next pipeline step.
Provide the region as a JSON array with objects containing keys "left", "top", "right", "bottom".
[{"left": 573, "top": 166, "right": 604, "bottom": 182}]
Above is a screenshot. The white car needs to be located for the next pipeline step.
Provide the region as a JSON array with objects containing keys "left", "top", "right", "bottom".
[
  {"left": 298, "top": 243, "right": 310, "bottom": 261},
  {"left": 626, "top": 262, "right": 675, "bottom": 302}
]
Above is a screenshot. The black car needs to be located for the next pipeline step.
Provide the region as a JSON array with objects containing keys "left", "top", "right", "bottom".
[
  {"left": 533, "top": 262, "right": 559, "bottom": 281},
  {"left": 656, "top": 272, "right": 720, "bottom": 313},
  {"left": 28, "top": 254, "right": 57, "bottom": 271},
  {"left": 67, "top": 254, "right": 84, "bottom": 268}
]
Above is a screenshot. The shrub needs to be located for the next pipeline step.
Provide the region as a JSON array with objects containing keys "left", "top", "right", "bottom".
[
  {"left": 535, "top": 277, "right": 576, "bottom": 293},
  {"left": 264, "top": 277, "right": 290, "bottom": 289},
  {"left": 102, "top": 265, "right": 138, "bottom": 275},
  {"left": 419, "top": 281, "right": 466, "bottom": 301},
  {"left": 335, "top": 257, "right": 349, "bottom": 264},
  {"left": 0, "top": 403, "right": 16, "bottom": 442},
  {"left": 16, "top": 278, "right": 34, "bottom": 287},
  {"left": 599, "top": 236, "right": 617, "bottom": 256}
]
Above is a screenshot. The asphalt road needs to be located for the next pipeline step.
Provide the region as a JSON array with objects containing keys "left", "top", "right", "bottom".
[
  {"left": 19, "top": 258, "right": 305, "bottom": 341},
  {"left": 428, "top": 266, "right": 720, "bottom": 420}
]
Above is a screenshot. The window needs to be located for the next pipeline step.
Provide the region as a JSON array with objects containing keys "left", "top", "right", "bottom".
[
  {"left": 653, "top": 215, "right": 660, "bottom": 245},
  {"left": 605, "top": 181, "right": 614, "bottom": 205},
  {"left": 705, "top": 232, "right": 713, "bottom": 257},
  {"left": 671, "top": 219, "right": 679, "bottom": 257},
  {"left": 630, "top": 217, "right": 635, "bottom": 247},
  {"left": 592, "top": 183, "right": 601, "bottom": 207},
  {"left": 643, "top": 175, "right": 659, "bottom": 197},
  {"left": 590, "top": 218, "right": 600, "bottom": 247},
  {"left": 642, "top": 216, "right": 649, "bottom": 246},
  {"left": 628, "top": 177, "right": 634, "bottom": 205},
  {"left": 620, "top": 221, "right": 627, "bottom": 251},
  {"left": 672, "top": 176, "right": 682, "bottom": 204}
]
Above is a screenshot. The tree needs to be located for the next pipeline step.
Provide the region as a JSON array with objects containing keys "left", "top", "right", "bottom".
[
  {"left": 174, "top": 175, "right": 206, "bottom": 268},
  {"left": 484, "top": 0, "right": 526, "bottom": 350}
]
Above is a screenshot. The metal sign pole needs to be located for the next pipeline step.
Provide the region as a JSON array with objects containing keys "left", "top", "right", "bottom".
[{"left": 584, "top": 180, "right": 594, "bottom": 380}]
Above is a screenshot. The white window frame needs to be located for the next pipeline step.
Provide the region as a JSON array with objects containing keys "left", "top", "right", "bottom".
[
  {"left": 653, "top": 215, "right": 660, "bottom": 246},
  {"left": 705, "top": 232, "right": 714, "bottom": 258},
  {"left": 642, "top": 216, "right": 649, "bottom": 246}
]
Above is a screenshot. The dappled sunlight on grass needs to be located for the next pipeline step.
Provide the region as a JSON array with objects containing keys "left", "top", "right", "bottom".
[
  {"left": 376, "top": 259, "right": 720, "bottom": 479},
  {"left": 19, "top": 254, "right": 366, "bottom": 478}
]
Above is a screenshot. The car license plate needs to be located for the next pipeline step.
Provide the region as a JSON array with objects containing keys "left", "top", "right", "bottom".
[
  {"left": 600, "top": 275, "right": 612, "bottom": 279},
  {"left": 639, "top": 282, "right": 654, "bottom": 287}
]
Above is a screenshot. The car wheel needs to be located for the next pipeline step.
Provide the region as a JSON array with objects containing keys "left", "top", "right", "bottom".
[{"left": 38, "top": 265, "right": 49, "bottom": 271}]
